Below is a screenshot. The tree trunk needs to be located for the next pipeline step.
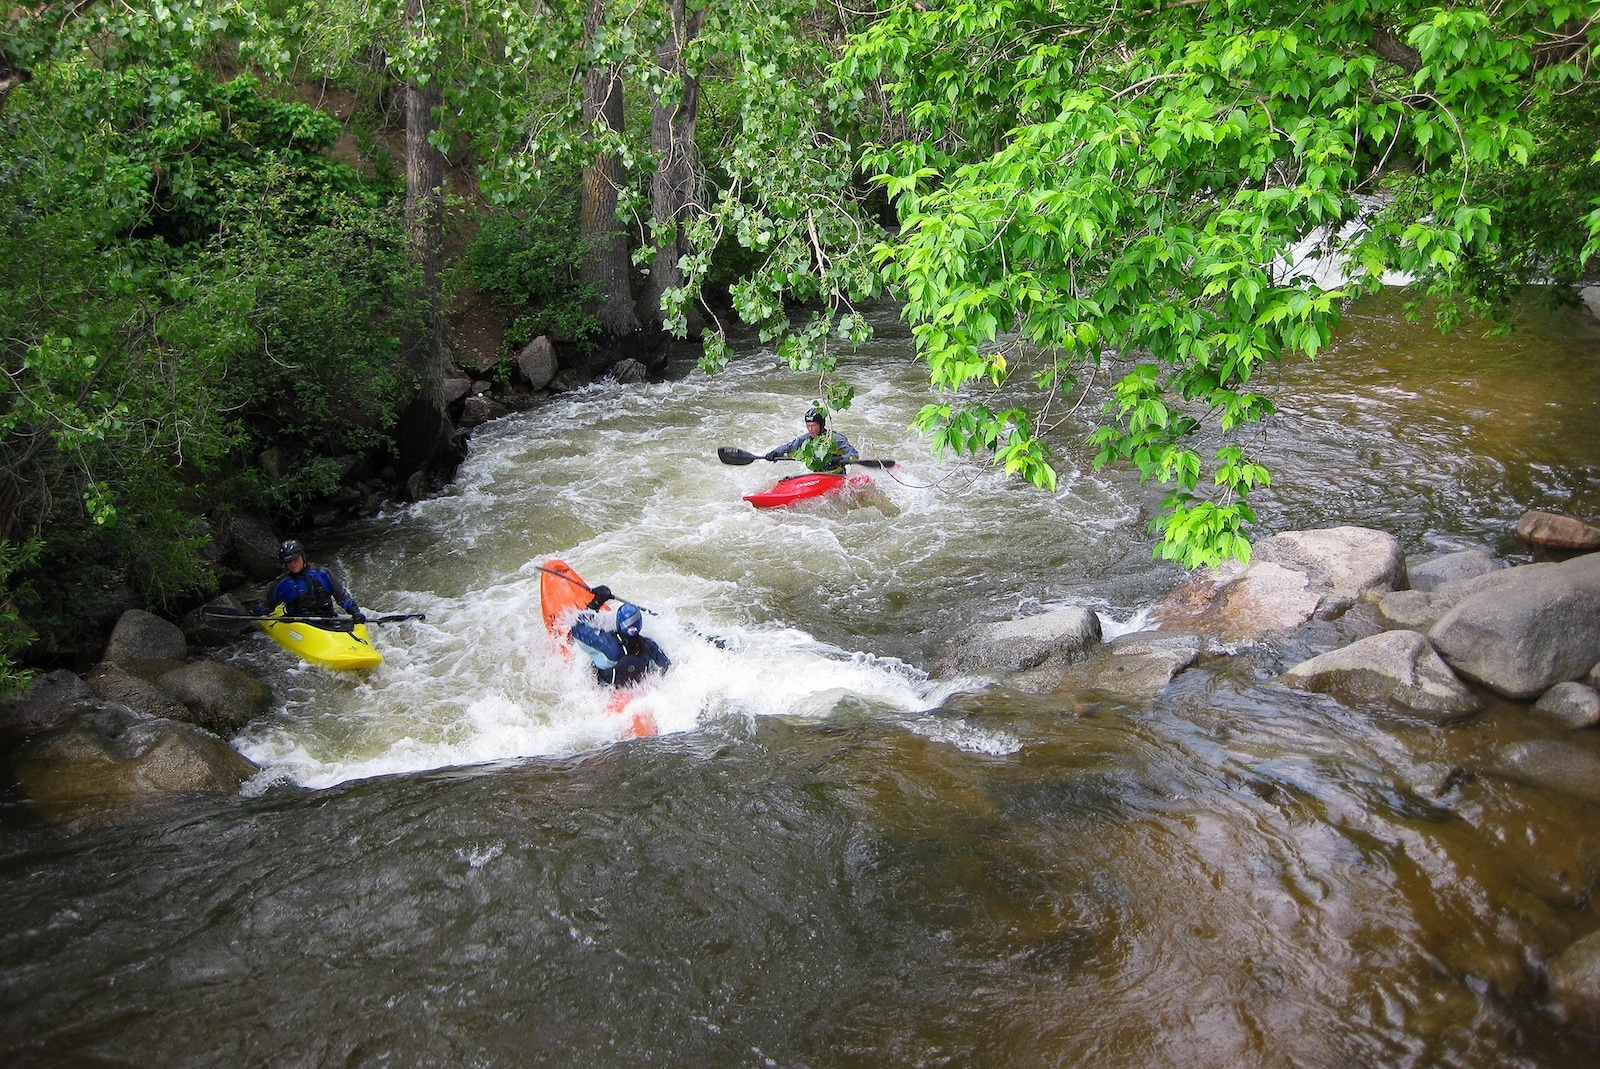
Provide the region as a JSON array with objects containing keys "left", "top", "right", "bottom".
[
  {"left": 398, "top": 0, "right": 456, "bottom": 483},
  {"left": 637, "top": 0, "right": 705, "bottom": 339},
  {"left": 580, "top": 0, "right": 639, "bottom": 342}
]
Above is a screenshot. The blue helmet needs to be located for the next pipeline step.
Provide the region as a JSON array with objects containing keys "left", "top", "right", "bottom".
[{"left": 616, "top": 603, "right": 643, "bottom": 636}]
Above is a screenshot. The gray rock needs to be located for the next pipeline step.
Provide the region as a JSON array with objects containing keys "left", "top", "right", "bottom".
[
  {"left": 459, "top": 394, "right": 509, "bottom": 428},
  {"left": 936, "top": 607, "right": 1103, "bottom": 683},
  {"left": 1052, "top": 631, "right": 1205, "bottom": 700},
  {"left": 1582, "top": 284, "right": 1600, "bottom": 320},
  {"left": 1281, "top": 629, "right": 1480, "bottom": 720},
  {"left": 1153, "top": 526, "right": 1404, "bottom": 640},
  {"left": 87, "top": 663, "right": 190, "bottom": 721},
  {"left": 1407, "top": 549, "right": 1499, "bottom": 592},
  {"left": 441, "top": 376, "right": 472, "bottom": 405},
  {"left": 13, "top": 711, "right": 258, "bottom": 827},
  {"left": 0, "top": 670, "right": 92, "bottom": 742},
  {"left": 1532, "top": 682, "right": 1600, "bottom": 729},
  {"left": 1515, "top": 510, "right": 1600, "bottom": 551},
  {"left": 1549, "top": 927, "right": 1600, "bottom": 1024},
  {"left": 1253, "top": 526, "right": 1408, "bottom": 597},
  {"left": 609, "top": 358, "right": 648, "bottom": 384},
  {"left": 517, "top": 336, "right": 558, "bottom": 391},
  {"left": 1485, "top": 739, "right": 1600, "bottom": 805},
  {"left": 158, "top": 660, "right": 275, "bottom": 735},
  {"left": 228, "top": 513, "right": 283, "bottom": 579},
  {"left": 103, "top": 609, "right": 186, "bottom": 667},
  {"left": 549, "top": 368, "right": 592, "bottom": 392},
  {"left": 1429, "top": 552, "right": 1600, "bottom": 699},
  {"left": 1373, "top": 589, "right": 1455, "bottom": 631}
]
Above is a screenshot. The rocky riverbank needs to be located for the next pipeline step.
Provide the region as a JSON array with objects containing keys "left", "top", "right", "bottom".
[{"left": 934, "top": 510, "right": 1600, "bottom": 1024}]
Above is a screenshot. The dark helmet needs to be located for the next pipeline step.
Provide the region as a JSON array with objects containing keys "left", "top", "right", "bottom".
[
  {"left": 804, "top": 407, "right": 825, "bottom": 427},
  {"left": 616, "top": 603, "right": 644, "bottom": 636},
  {"left": 279, "top": 539, "right": 305, "bottom": 564}
]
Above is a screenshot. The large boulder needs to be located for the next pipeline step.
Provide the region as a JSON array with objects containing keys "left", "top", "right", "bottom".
[
  {"left": 935, "top": 607, "right": 1103, "bottom": 691},
  {"left": 103, "top": 608, "right": 186, "bottom": 667},
  {"left": 1515, "top": 510, "right": 1600, "bottom": 552},
  {"left": 1052, "top": 631, "right": 1206, "bottom": 701},
  {"left": 13, "top": 708, "right": 259, "bottom": 827},
  {"left": 158, "top": 660, "right": 275, "bottom": 735},
  {"left": 1485, "top": 739, "right": 1600, "bottom": 805},
  {"left": 1429, "top": 552, "right": 1600, "bottom": 699},
  {"left": 1549, "top": 928, "right": 1600, "bottom": 1025},
  {"left": 0, "top": 670, "right": 92, "bottom": 742},
  {"left": 227, "top": 513, "right": 283, "bottom": 579},
  {"left": 517, "top": 336, "right": 558, "bottom": 391},
  {"left": 1152, "top": 526, "right": 1404, "bottom": 640},
  {"left": 1280, "top": 629, "right": 1480, "bottom": 720}
]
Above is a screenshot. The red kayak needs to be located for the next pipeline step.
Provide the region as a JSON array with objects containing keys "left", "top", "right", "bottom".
[{"left": 743, "top": 472, "right": 874, "bottom": 509}]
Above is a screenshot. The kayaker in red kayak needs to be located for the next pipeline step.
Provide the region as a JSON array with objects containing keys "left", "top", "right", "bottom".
[{"left": 764, "top": 408, "right": 859, "bottom": 474}]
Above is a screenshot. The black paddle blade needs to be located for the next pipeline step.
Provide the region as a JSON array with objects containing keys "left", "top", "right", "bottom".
[
  {"left": 717, "top": 447, "right": 758, "bottom": 465},
  {"left": 849, "top": 459, "right": 896, "bottom": 469},
  {"left": 199, "top": 605, "right": 261, "bottom": 631}
]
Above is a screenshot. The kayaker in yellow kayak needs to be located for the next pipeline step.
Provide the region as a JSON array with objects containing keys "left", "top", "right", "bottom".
[
  {"left": 256, "top": 539, "right": 365, "bottom": 624},
  {"left": 764, "top": 407, "right": 858, "bottom": 474}
]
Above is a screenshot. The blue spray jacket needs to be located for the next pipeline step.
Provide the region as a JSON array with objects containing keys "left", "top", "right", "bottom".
[
  {"left": 570, "top": 611, "right": 671, "bottom": 688},
  {"left": 269, "top": 567, "right": 357, "bottom": 618}
]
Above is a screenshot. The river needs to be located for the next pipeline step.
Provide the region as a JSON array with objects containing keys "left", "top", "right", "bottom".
[{"left": 3, "top": 292, "right": 1600, "bottom": 1066}]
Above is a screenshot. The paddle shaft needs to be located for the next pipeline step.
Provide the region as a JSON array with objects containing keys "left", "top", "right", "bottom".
[
  {"left": 201, "top": 607, "right": 423, "bottom": 632},
  {"left": 717, "top": 447, "right": 894, "bottom": 469}
]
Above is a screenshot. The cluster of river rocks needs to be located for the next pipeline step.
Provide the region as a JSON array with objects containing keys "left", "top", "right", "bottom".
[
  {"left": 935, "top": 509, "right": 1600, "bottom": 1023},
  {"left": 6, "top": 508, "right": 1600, "bottom": 1019}
]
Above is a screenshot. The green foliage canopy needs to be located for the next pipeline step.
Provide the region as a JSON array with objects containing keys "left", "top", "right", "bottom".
[{"left": 830, "top": 0, "right": 1600, "bottom": 567}]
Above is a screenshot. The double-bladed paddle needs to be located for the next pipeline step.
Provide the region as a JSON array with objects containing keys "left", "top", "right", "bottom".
[
  {"left": 716, "top": 447, "right": 896, "bottom": 469},
  {"left": 533, "top": 564, "right": 733, "bottom": 650},
  {"left": 200, "top": 604, "right": 425, "bottom": 633}
]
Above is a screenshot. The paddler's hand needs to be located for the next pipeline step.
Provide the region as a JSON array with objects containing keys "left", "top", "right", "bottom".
[
  {"left": 349, "top": 609, "right": 366, "bottom": 623},
  {"left": 586, "top": 585, "right": 613, "bottom": 610}
]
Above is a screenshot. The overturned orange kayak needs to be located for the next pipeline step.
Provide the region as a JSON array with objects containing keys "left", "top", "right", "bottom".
[{"left": 538, "top": 558, "right": 658, "bottom": 739}]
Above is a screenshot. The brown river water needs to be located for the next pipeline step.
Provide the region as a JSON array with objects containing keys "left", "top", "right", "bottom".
[{"left": 2, "top": 291, "right": 1599, "bottom": 1067}]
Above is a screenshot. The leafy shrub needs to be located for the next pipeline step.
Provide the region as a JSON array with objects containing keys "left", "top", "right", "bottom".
[{"left": 466, "top": 208, "right": 600, "bottom": 347}]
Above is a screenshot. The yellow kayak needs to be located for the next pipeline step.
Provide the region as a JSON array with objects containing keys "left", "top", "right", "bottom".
[{"left": 258, "top": 605, "right": 383, "bottom": 671}]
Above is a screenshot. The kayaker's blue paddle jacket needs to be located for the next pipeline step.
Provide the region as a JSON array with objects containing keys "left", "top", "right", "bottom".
[
  {"left": 765, "top": 430, "right": 858, "bottom": 473},
  {"left": 268, "top": 566, "right": 357, "bottom": 618},
  {"left": 570, "top": 612, "right": 671, "bottom": 688}
]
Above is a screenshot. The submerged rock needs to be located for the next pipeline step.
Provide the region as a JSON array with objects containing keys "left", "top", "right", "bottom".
[
  {"left": 1549, "top": 927, "right": 1600, "bottom": 1025},
  {"left": 1280, "top": 629, "right": 1480, "bottom": 720},
  {"left": 13, "top": 707, "right": 259, "bottom": 828},
  {"left": 1485, "top": 739, "right": 1600, "bottom": 805},
  {"left": 1051, "top": 631, "right": 1206, "bottom": 701},
  {"left": 934, "top": 607, "right": 1103, "bottom": 692}
]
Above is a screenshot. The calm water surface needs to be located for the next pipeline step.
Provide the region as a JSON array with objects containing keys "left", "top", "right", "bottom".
[{"left": 3, "top": 292, "right": 1600, "bottom": 1067}]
